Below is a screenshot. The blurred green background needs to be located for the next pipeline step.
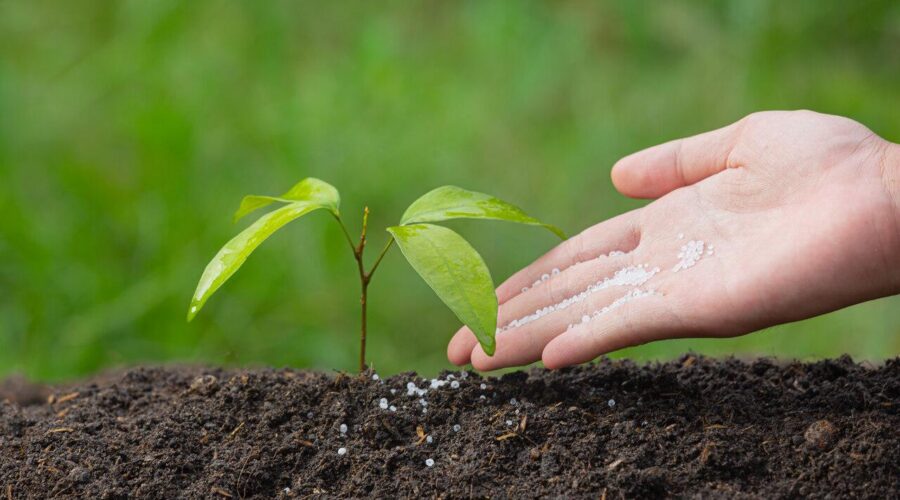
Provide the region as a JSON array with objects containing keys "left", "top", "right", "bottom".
[{"left": 1, "top": 1, "right": 898, "bottom": 381}]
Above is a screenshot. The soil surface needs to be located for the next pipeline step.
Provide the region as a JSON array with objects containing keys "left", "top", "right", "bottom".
[{"left": 1, "top": 355, "right": 897, "bottom": 498}]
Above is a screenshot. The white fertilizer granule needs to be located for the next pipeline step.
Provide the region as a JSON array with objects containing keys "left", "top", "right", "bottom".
[
  {"left": 453, "top": 424, "right": 461, "bottom": 432},
  {"left": 337, "top": 447, "right": 347, "bottom": 456},
  {"left": 450, "top": 381, "right": 460, "bottom": 389},
  {"left": 379, "top": 398, "right": 388, "bottom": 410},
  {"left": 673, "top": 240, "right": 705, "bottom": 272},
  {"left": 426, "top": 435, "right": 433, "bottom": 444},
  {"left": 567, "top": 288, "right": 660, "bottom": 330},
  {"left": 525, "top": 251, "right": 627, "bottom": 293},
  {"left": 608, "top": 399, "right": 616, "bottom": 408},
  {"left": 425, "top": 458, "right": 435, "bottom": 467},
  {"left": 499, "top": 265, "right": 660, "bottom": 333},
  {"left": 339, "top": 423, "right": 347, "bottom": 434},
  {"left": 406, "top": 382, "right": 428, "bottom": 397}
]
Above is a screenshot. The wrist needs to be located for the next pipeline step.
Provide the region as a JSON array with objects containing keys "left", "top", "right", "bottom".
[
  {"left": 883, "top": 141, "right": 900, "bottom": 216},
  {"left": 879, "top": 140, "right": 900, "bottom": 291}
]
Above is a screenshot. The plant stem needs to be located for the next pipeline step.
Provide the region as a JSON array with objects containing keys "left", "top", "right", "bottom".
[
  {"left": 367, "top": 238, "right": 395, "bottom": 278},
  {"left": 356, "top": 207, "right": 369, "bottom": 372},
  {"left": 359, "top": 278, "right": 368, "bottom": 373},
  {"left": 334, "top": 214, "right": 357, "bottom": 254},
  {"left": 336, "top": 208, "right": 396, "bottom": 372}
]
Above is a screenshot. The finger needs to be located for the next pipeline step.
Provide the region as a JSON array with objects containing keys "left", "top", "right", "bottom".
[
  {"left": 495, "top": 210, "right": 641, "bottom": 304},
  {"left": 541, "top": 294, "right": 683, "bottom": 368},
  {"left": 448, "top": 211, "right": 641, "bottom": 366},
  {"left": 611, "top": 118, "right": 745, "bottom": 199},
  {"left": 471, "top": 264, "right": 661, "bottom": 371},
  {"left": 447, "top": 326, "right": 479, "bottom": 366}
]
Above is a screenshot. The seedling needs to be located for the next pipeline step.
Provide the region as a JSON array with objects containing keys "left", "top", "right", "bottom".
[{"left": 187, "top": 178, "right": 564, "bottom": 371}]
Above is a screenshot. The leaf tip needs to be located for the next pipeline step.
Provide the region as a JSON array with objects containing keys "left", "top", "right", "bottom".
[
  {"left": 186, "top": 302, "right": 200, "bottom": 322},
  {"left": 548, "top": 225, "right": 567, "bottom": 240}
]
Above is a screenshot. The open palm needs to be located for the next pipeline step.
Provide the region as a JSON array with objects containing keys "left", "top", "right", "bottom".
[{"left": 449, "top": 111, "right": 900, "bottom": 370}]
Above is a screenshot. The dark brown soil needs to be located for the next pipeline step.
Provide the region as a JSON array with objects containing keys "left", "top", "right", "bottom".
[{"left": 1, "top": 355, "right": 897, "bottom": 499}]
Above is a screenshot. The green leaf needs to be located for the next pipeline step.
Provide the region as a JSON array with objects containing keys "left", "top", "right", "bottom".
[
  {"left": 400, "top": 185, "right": 566, "bottom": 239},
  {"left": 234, "top": 177, "right": 340, "bottom": 222},
  {"left": 387, "top": 223, "right": 498, "bottom": 355},
  {"left": 188, "top": 201, "right": 328, "bottom": 321}
]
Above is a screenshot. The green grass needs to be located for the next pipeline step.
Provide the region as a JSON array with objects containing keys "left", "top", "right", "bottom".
[{"left": 1, "top": 0, "right": 898, "bottom": 380}]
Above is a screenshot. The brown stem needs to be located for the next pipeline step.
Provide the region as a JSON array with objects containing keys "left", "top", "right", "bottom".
[
  {"left": 337, "top": 207, "right": 394, "bottom": 372},
  {"left": 359, "top": 279, "right": 368, "bottom": 373},
  {"left": 355, "top": 208, "right": 370, "bottom": 372}
]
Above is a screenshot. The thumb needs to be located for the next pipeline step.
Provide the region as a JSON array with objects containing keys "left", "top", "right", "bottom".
[{"left": 611, "top": 118, "right": 746, "bottom": 199}]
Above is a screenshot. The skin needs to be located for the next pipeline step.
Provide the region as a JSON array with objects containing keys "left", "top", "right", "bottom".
[{"left": 448, "top": 110, "right": 900, "bottom": 370}]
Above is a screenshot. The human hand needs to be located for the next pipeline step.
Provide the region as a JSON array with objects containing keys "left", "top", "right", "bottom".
[{"left": 448, "top": 110, "right": 900, "bottom": 370}]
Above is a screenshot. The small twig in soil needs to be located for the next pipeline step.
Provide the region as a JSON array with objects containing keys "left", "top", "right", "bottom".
[
  {"left": 236, "top": 449, "right": 261, "bottom": 500},
  {"left": 53, "top": 392, "right": 79, "bottom": 404},
  {"left": 45, "top": 427, "right": 74, "bottom": 434},
  {"left": 415, "top": 425, "right": 426, "bottom": 445},
  {"left": 495, "top": 415, "right": 536, "bottom": 445},
  {"left": 228, "top": 421, "right": 245, "bottom": 439},
  {"left": 699, "top": 442, "right": 716, "bottom": 464},
  {"left": 211, "top": 486, "right": 233, "bottom": 498},
  {"left": 48, "top": 483, "right": 72, "bottom": 498}
]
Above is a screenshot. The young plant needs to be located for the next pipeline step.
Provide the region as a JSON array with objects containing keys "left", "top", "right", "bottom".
[{"left": 187, "top": 178, "right": 564, "bottom": 371}]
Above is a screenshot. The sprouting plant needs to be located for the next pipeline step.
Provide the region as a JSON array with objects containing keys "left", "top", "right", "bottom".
[{"left": 187, "top": 178, "right": 564, "bottom": 371}]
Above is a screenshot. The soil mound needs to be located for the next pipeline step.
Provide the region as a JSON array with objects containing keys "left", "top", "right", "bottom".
[{"left": 1, "top": 356, "right": 897, "bottom": 498}]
